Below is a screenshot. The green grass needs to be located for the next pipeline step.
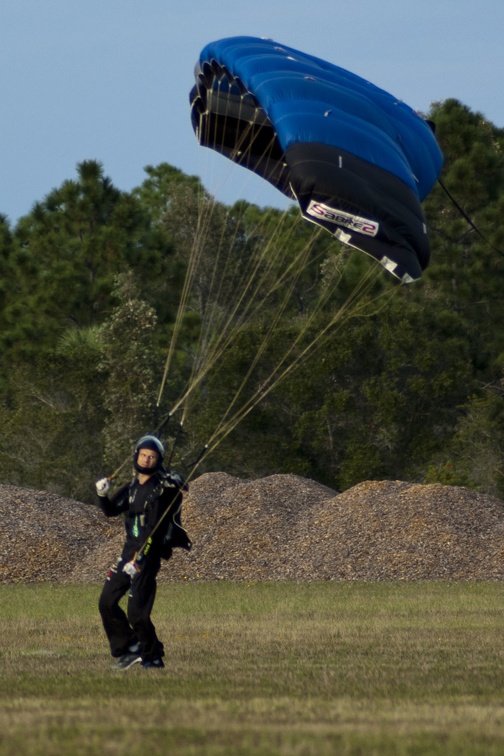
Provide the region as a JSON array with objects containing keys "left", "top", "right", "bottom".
[{"left": 1, "top": 582, "right": 504, "bottom": 754}]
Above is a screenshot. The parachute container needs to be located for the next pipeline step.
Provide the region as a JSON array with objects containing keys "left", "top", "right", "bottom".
[{"left": 190, "top": 36, "right": 443, "bottom": 283}]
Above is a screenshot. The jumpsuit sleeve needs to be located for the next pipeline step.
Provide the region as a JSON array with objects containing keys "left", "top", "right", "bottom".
[{"left": 97, "top": 483, "right": 130, "bottom": 518}]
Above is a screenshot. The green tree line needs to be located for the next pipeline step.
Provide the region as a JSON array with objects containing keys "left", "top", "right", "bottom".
[{"left": 0, "top": 99, "right": 503, "bottom": 503}]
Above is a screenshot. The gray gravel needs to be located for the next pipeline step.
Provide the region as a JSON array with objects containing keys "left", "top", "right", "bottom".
[{"left": 1, "top": 473, "right": 504, "bottom": 583}]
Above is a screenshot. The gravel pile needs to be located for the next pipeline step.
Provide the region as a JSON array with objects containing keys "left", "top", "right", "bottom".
[
  {"left": 1, "top": 473, "right": 504, "bottom": 584},
  {"left": 0, "top": 484, "right": 115, "bottom": 583}
]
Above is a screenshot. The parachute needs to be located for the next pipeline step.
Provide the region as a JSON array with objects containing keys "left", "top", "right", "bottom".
[{"left": 190, "top": 36, "right": 443, "bottom": 283}]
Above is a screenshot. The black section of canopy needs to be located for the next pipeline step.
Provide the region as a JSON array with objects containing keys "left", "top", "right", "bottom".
[
  {"left": 287, "top": 143, "right": 429, "bottom": 281},
  {"left": 190, "top": 81, "right": 292, "bottom": 197},
  {"left": 190, "top": 71, "right": 430, "bottom": 282}
]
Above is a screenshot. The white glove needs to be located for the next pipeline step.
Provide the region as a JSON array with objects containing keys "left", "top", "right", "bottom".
[
  {"left": 122, "top": 560, "right": 139, "bottom": 578},
  {"left": 95, "top": 477, "right": 111, "bottom": 496}
]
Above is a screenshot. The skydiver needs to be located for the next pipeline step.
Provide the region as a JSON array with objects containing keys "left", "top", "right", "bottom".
[{"left": 95, "top": 435, "right": 191, "bottom": 670}]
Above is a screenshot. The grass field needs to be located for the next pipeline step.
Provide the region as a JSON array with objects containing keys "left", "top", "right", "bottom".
[{"left": 1, "top": 581, "right": 503, "bottom": 755}]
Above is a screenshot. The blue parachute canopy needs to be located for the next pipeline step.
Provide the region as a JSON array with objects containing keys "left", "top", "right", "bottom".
[{"left": 190, "top": 36, "right": 444, "bottom": 283}]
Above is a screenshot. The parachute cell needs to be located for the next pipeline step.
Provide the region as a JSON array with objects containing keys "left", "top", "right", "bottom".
[{"left": 190, "top": 36, "right": 444, "bottom": 282}]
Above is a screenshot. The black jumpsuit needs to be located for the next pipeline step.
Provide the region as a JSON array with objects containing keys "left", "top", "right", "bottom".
[{"left": 97, "top": 469, "right": 191, "bottom": 662}]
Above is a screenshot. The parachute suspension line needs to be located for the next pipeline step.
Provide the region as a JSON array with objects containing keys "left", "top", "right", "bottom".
[
  {"left": 187, "top": 258, "right": 386, "bottom": 478},
  {"left": 174, "top": 154, "right": 384, "bottom": 473},
  {"left": 189, "top": 161, "right": 277, "bottom": 355},
  {"left": 206, "top": 229, "right": 321, "bottom": 441},
  {"left": 156, "top": 78, "right": 283, "bottom": 412},
  {"left": 158, "top": 105, "right": 303, "bottom": 418},
  {"left": 207, "top": 72, "right": 224, "bottom": 155},
  {"left": 179, "top": 91, "right": 269, "bottom": 398},
  {"left": 212, "top": 266, "right": 380, "bottom": 441},
  {"left": 155, "top": 98, "right": 248, "bottom": 409},
  {"left": 204, "top": 70, "right": 265, "bottom": 195},
  {"left": 205, "top": 64, "right": 287, "bottom": 208},
  {"left": 182, "top": 202, "right": 238, "bottom": 386},
  {"left": 157, "top": 66, "right": 257, "bottom": 407},
  {"left": 162, "top": 64, "right": 388, "bottom": 474},
  {"left": 156, "top": 184, "right": 218, "bottom": 406},
  {"left": 165, "top": 207, "right": 312, "bottom": 419},
  {"left": 157, "top": 197, "right": 326, "bottom": 471},
  {"left": 437, "top": 177, "right": 504, "bottom": 259}
]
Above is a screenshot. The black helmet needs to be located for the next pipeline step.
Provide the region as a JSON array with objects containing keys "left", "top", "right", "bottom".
[{"left": 133, "top": 434, "right": 164, "bottom": 473}]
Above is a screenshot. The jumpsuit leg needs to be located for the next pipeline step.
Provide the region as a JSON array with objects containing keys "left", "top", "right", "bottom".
[
  {"left": 98, "top": 560, "right": 139, "bottom": 658},
  {"left": 127, "top": 557, "right": 164, "bottom": 661}
]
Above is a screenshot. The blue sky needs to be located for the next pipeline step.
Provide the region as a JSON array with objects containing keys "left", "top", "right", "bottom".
[{"left": 2, "top": 0, "right": 503, "bottom": 225}]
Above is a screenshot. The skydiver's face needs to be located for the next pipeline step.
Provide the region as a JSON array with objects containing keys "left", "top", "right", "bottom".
[{"left": 137, "top": 448, "right": 160, "bottom": 470}]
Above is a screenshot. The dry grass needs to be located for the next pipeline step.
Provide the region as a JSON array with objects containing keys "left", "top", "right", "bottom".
[{"left": 1, "top": 582, "right": 504, "bottom": 755}]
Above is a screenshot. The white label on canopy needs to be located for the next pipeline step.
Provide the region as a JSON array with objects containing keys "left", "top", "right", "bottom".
[{"left": 306, "top": 201, "right": 379, "bottom": 237}]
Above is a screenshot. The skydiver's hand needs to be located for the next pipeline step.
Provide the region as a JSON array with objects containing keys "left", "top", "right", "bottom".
[
  {"left": 122, "top": 560, "right": 140, "bottom": 578},
  {"left": 95, "top": 478, "right": 111, "bottom": 496}
]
